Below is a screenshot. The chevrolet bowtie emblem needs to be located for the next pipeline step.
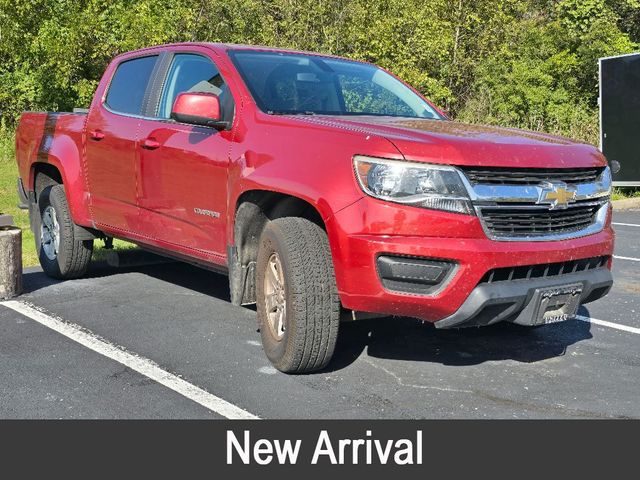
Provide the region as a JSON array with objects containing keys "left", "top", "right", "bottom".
[{"left": 537, "top": 181, "right": 577, "bottom": 210}]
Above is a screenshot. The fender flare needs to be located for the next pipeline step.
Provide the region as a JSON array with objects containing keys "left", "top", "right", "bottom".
[{"left": 29, "top": 133, "right": 93, "bottom": 228}]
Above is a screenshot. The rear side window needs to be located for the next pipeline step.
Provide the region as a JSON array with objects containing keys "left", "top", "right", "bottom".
[{"left": 105, "top": 55, "right": 158, "bottom": 115}]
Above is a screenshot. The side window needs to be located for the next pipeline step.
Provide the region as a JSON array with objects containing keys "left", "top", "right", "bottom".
[
  {"left": 105, "top": 55, "right": 158, "bottom": 115},
  {"left": 158, "top": 53, "right": 232, "bottom": 120}
]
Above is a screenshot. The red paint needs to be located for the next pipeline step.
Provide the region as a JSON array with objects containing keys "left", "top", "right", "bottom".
[
  {"left": 328, "top": 198, "right": 614, "bottom": 320},
  {"left": 172, "top": 92, "right": 221, "bottom": 121},
  {"left": 14, "top": 43, "right": 615, "bottom": 322}
]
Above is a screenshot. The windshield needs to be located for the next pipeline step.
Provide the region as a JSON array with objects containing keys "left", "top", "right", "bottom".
[{"left": 228, "top": 50, "right": 443, "bottom": 119}]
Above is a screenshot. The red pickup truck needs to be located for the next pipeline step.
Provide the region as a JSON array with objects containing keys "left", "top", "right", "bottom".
[{"left": 15, "top": 43, "right": 614, "bottom": 373}]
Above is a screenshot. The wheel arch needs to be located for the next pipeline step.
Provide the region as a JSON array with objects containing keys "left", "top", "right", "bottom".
[
  {"left": 28, "top": 133, "right": 93, "bottom": 228},
  {"left": 31, "top": 162, "right": 64, "bottom": 194},
  {"left": 29, "top": 161, "right": 98, "bottom": 241},
  {"left": 228, "top": 189, "right": 328, "bottom": 306}
]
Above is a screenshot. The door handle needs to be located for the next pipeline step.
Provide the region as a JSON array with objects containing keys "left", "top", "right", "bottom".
[
  {"left": 141, "top": 138, "right": 161, "bottom": 150},
  {"left": 89, "top": 129, "right": 105, "bottom": 141}
]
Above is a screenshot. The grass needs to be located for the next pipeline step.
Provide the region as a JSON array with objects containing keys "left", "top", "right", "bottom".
[
  {"left": 612, "top": 187, "right": 640, "bottom": 201},
  {"left": 0, "top": 130, "right": 137, "bottom": 267},
  {"left": 0, "top": 132, "right": 37, "bottom": 265}
]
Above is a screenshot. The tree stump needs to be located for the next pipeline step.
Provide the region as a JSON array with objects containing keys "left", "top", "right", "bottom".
[{"left": 0, "top": 227, "right": 22, "bottom": 300}]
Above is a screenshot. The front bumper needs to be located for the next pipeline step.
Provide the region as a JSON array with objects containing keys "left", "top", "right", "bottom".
[
  {"left": 435, "top": 267, "right": 612, "bottom": 328},
  {"left": 327, "top": 197, "right": 614, "bottom": 324}
]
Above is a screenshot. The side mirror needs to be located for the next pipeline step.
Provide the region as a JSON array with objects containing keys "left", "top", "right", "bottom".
[{"left": 170, "top": 92, "right": 228, "bottom": 129}]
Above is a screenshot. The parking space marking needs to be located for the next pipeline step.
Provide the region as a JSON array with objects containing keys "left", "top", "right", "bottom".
[
  {"left": 0, "top": 300, "right": 259, "bottom": 420},
  {"left": 613, "top": 222, "right": 640, "bottom": 228},
  {"left": 576, "top": 315, "right": 640, "bottom": 335},
  {"left": 613, "top": 255, "right": 640, "bottom": 262}
]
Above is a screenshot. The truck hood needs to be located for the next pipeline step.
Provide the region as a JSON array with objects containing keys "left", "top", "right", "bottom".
[{"left": 291, "top": 116, "right": 607, "bottom": 169}]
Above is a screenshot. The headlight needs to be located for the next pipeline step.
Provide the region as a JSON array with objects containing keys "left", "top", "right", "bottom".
[
  {"left": 353, "top": 156, "right": 474, "bottom": 215},
  {"left": 599, "top": 166, "right": 612, "bottom": 195}
]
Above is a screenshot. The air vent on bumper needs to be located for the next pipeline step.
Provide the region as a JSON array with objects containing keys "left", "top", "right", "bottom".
[{"left": 376, "top": 255, "right": 457, "bottom": 295}]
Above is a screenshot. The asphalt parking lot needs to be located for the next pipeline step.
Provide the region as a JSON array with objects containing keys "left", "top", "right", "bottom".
[{"left": 1, "top": 211, "right": 639, "bottom": 419}]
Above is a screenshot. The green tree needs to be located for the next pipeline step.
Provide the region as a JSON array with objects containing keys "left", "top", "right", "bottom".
[
  {"left": 459, "top": 0, "right": 636, "bottom": 143},
  {"left": 0, "top": 0, "right": 638, "bottom": 144}
]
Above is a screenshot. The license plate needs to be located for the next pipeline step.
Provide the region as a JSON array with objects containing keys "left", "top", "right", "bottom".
[{"left": 532, "top": 283, "right": 583, "bottom": 325}]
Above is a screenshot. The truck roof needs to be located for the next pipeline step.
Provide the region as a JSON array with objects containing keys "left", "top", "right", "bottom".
[{"left": 113, "top": 42, "right": 360, "bottom": 64}]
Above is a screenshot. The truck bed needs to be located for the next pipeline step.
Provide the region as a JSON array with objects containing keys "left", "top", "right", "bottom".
[{"left": 15, "top": 111, "right": 87, "bottom": 188}]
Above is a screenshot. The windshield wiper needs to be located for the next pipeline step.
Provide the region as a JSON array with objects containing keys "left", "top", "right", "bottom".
[{"left": 267, "top": 110, "right": 317, "bottom": 116}]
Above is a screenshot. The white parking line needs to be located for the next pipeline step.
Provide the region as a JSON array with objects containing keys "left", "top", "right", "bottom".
[
  {"left": 576, "top": 315, "right": 640, "bottom": 335},
  {"left": 0, "top": 300, "right": 259, "bottom": 420},
  {"left": 613, "top": 222, "right": 640, "bottom": 228},
  {"left": 614, "top": 255, "right": 640, "bottom": 262}
]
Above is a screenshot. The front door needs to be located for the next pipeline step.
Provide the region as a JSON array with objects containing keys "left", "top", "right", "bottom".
[{"left": 135, "top": 52, "right": 234, "bottom": 258}]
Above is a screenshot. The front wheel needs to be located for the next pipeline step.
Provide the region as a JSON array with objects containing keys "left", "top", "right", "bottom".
[
  {"left": 256, "top": 217, "right": 340, "bottom": 373},
  {"left": 35, "top": 184, "right": 93, "bottom": 279}
]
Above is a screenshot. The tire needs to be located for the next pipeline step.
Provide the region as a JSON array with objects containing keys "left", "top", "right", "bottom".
[
  {"left": 256, "top": 217, "right": 340, "bottom": 373},
  {"left": 35, "top": 184, "right": 93, "bottom": 279}
]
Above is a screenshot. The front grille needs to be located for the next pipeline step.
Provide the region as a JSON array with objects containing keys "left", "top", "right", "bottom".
[
  {"left": 479, "top": 202, "right": 601, "bottom": 237},
  {"left": 480, "top": 256, "right": 609, "bottom": 284},
  {"left": 462, "top": 167, "right": 604, "bottom": 185}
]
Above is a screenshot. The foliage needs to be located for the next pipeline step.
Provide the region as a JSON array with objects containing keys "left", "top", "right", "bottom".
[{"left": 0, "top": 0, "right": 638, "bottom": 143}]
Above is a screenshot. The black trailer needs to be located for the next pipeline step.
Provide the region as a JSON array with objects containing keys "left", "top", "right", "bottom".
[{"left": 599, "top": 52, "right": 640, "bottom": 186}]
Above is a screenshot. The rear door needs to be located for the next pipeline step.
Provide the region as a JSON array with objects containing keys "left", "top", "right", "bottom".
[
  {"left": 135, "top": 51, "right": 234, "bottom": 259},
  {"left": 85, "top": 54, "right": 159, "bottom": 232}
]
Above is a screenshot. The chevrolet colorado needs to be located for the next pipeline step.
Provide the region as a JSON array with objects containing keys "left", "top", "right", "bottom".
[{"left": 15, "top": 43, "right": 614, "bottom": 373}]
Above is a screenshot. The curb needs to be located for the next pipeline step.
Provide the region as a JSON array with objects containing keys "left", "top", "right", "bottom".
[
  {"left": 0, "top": 213, "right": 13, "bottom": 227},
  {"left": 612, "top": 197, "right": 640, "bottom": 211}
]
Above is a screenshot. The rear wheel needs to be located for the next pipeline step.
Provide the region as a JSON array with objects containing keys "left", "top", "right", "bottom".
[
  {"left": 256, "top": 217, "right": 340, "bottom": 373},
  {"left": 35, "top": 184, "right": 93, "bottom": 279}
]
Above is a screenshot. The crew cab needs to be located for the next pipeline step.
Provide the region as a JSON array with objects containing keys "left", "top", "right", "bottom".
[{"left": 15, "top": 43, "right": 614, "bottom": 373}]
